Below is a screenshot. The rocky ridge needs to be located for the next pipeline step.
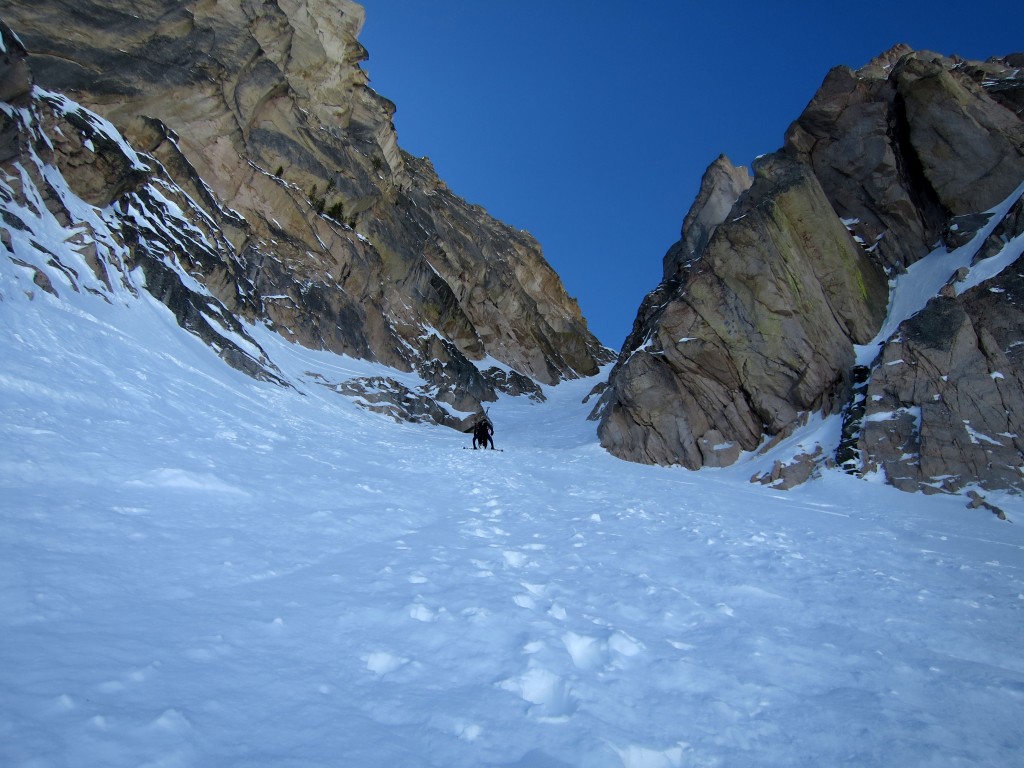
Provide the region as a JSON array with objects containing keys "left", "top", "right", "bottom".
[
  {"left": 0, "top": 0, "right": 611, "bottom": 429},
  {"left": 596, "top": 47, "right": 1024, "bottom": 497}
]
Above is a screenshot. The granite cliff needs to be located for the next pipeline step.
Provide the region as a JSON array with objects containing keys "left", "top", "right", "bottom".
[
  {"left": 0, "top": 0, "right": 611, "bottom": 429},
  {"left": 596, "top": 47, "right": 1024, "bottom": 497}
]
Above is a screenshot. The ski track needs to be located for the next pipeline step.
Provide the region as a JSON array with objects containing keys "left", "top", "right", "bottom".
[{"left": 3, "top": 276, "right": 1024, "bottom": 767}]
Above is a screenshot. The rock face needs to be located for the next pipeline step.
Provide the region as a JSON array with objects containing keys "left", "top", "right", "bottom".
[
  {"left": 0, "top": 0, "right": 611, "bottom": 427},
  {"left": 786, "top": 46, "right": 1024, "bottom": 274},
  {"left": 597, "top": 153, "right": 888, "bottom": 468},
  {"left": 854, "top": 197, "right": 1024, "bottom": 495},
  {"left": 597, "top": 47, "right": 1024, "bottom": 496}
]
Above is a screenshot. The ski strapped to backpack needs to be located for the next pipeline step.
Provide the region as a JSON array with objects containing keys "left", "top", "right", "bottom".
[{"left": 470, "top": 407, "right": 497, "bottom": 450}]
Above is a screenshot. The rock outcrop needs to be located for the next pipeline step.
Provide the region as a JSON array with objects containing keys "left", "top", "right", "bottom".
[
  {"left": 597, "top": 47, "right": 1024, "bottom": 496},
  {"left": 596, "top": 152, "right": 888, "bottom": 468},
  {"left": 786, "top": 46, "right": 1024, "bottom": 274},
  {"left": 0, "top": 0, "right": 611, "bottom": 426},
  {"left": 852, "top": 194, "right": 1024, "bottom": 495}
]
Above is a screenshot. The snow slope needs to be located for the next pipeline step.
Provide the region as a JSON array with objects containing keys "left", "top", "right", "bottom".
[
  {"left": 2, "top": 82, "right": 1024, "bottom": 768},
  {"left": 3, "top": 244, "right": 1024, "bottom": 768}
]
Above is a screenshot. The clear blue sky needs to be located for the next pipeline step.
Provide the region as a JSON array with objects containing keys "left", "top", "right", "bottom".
[{"left": 357, "top": 1, "right": 1023, "bottom": 349}]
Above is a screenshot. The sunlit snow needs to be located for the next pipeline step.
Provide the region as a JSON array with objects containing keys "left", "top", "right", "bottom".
[
  {"left": 2, "top": 88, "right": 1024, "bottom": 767},
  {"left": 2, "top": 251, "right": 1024, "bottom": 767}
]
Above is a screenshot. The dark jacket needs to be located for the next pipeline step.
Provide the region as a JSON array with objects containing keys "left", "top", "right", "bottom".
[{"left": 472, "top": 419, "right": 493, "bottom": 447}]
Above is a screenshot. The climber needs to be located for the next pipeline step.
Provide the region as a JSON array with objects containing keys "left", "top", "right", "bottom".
[{"left": 472, "top": 414, "right": 495, "bottom": 450}]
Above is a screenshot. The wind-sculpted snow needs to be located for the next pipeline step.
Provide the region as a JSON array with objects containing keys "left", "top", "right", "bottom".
[{"left": 2, "top": 253, "right": 1024, "bottom": 766}]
